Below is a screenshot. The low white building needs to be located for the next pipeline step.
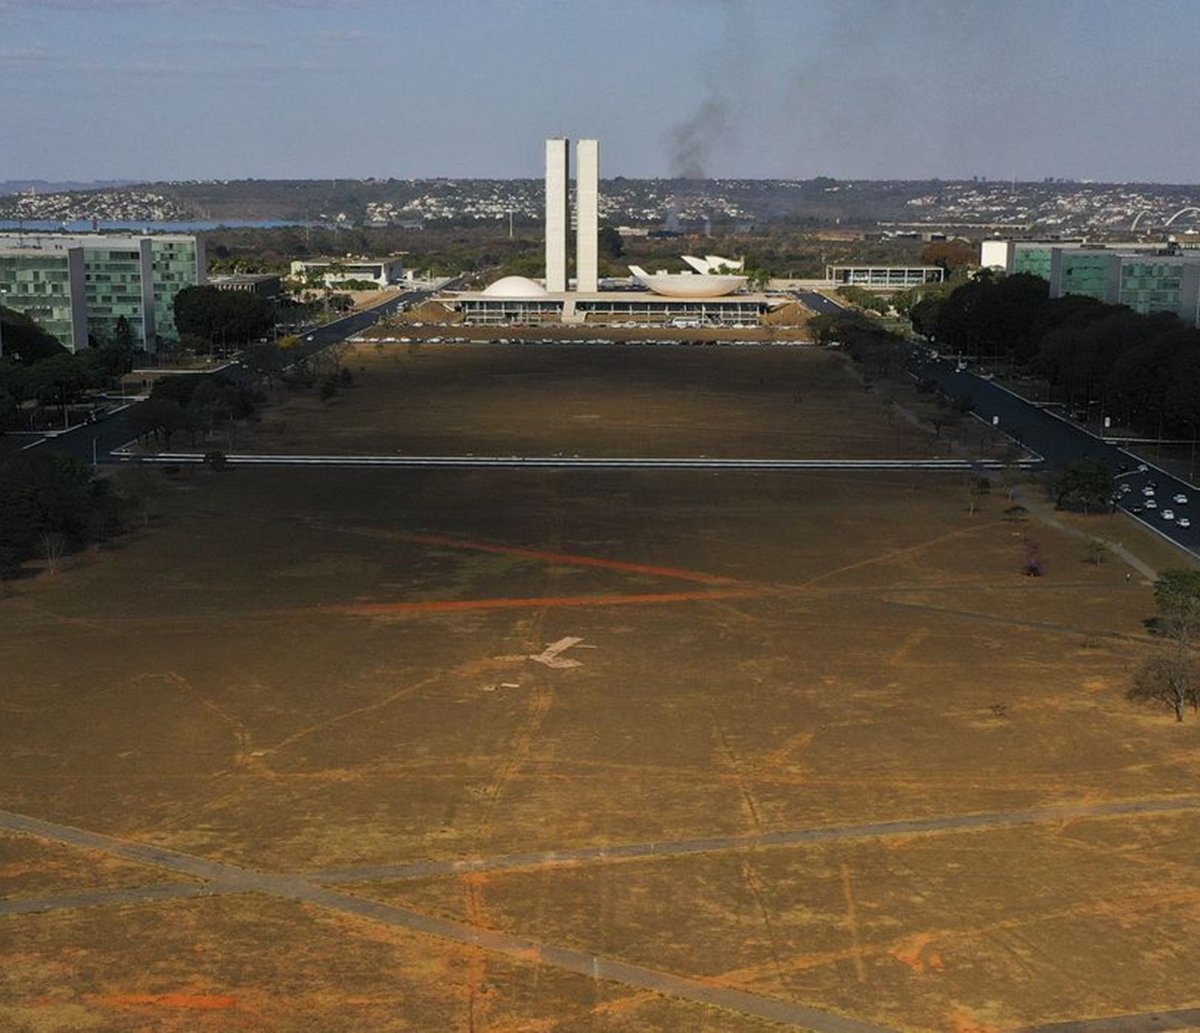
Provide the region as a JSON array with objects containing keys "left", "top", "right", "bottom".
[{"left": 289, "top": 257, "right": 405, "bottom": 289}]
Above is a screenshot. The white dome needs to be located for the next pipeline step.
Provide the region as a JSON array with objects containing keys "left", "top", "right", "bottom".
[{"left": 481, "top": 276, "right": 549, "bottom": 298}]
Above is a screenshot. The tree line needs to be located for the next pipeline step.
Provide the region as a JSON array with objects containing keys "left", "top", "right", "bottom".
[
  {"left": 911, "top": 272, "right": 1200, "bottom": 440},
  {"left": 0, "top": 449, "right": 125, "bottom": 578},
  {"left": 0, "top": 308, "right": 134, "bottom": 431}
]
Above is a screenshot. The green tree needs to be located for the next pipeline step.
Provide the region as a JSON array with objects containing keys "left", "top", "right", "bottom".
[
  {"left": 1152, "top": 570, "right": 1200, "bottom": 643},
  {"left": 598, "top": 225, "right": 624, "bottom": 260},
  {"left": 0, "top": 387, "right": 18, "bottom": 430},
  {"left": 0, "top": 306, "right": 68, "bottom": 363},
  {"left": 22, "top": 352, "right": 98, "bottom": 422},
  {"left": 173, "top": 286, "right": 274, "bottom": 350},
  {"left": 837, "top": 285, "right": 889, "bottom": 313},
  {"left": 112, "top": 315, "right": 135, "bottom": 351},
  {"left": 241, "top": 343, "right": 288, "bottom": 390},
  {"left": 1128, "top": 570, "right": 1200, "bottom": 722},
  {"left": 0, "top": 450, "right": 96, "bottom": 577},
  {"left": 1051, "top": 457, "right": 1113, "bottom": 513},
  {"left": 919, "top": 240, "right": 977, "bottom": 278}
]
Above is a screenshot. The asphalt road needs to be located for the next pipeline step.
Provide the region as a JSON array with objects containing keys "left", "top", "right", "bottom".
[
  {"left": 910, "top": 350, "right": 1199, "bottom": 556},
  {"left": 29, "top": 305, "right": 1199, "bottom": 559},
  {"left": 26, "top": 289, "right": 428, "bottom": 467},
  {"left": 794, "top": 289, "right": 846, "bottom": 315}
]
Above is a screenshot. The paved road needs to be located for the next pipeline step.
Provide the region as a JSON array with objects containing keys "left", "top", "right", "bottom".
[
  {"left": 794, "top": 290, "right": 846, "bottom": 315},
  {"left": 911, "top": 351, "right": 1200, "bottom": 556},
  {"left": 287, "top": 287, "right": 428, "bottom": 363},
  {"left": 24, "top": 290, "right": 426, "bottom": 467}
]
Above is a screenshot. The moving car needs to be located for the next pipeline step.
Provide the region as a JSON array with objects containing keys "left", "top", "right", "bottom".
[
  {"left": 1163, "top": 509, "right": 1176, "bottom": 521},
  {"left": 1180, "top": 517, "right": 1192, "bottom": 528},
  {"left": 1174, "top": 493, "right": 1189, "bottom": 504}
]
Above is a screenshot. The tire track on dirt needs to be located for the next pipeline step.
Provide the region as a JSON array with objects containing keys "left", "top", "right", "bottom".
[
  {"left": 314, "top": 793, "right": 1200, "bottom": 883},
  {"left": 0, "top": 814, "right": 895, "bottom": 1032},
  {"left": 880, "top": 599, "right": 1148, "bottom": 644}
]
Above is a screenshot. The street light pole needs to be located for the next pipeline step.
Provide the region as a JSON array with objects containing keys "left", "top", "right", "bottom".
[{"left": 0, "top": 287, "right": 7, "bottom": 359}]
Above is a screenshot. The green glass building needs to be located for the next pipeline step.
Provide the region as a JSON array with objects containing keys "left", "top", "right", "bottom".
[
  {"left": 997, "top": 240, "right": 1200, "bottom": 326},
  {"left": 0, "top": 232, "right": 206, "bottom": 351},
  {"left": 0, "top": 246, "right": 89, "bottom": 352},
  {"left": 80, "top": 238, "right": 156, "bottom": 348},
  {"left": 151, "top": 235, "right": 207, "bottom": 344}
]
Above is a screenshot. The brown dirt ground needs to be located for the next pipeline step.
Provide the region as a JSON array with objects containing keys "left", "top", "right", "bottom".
[
  {"left": 2, "top": 344, "right": 1200, "bottom": 1032},
  {"left": 249, "top": 344, "right": 960, "bottom": 459}
]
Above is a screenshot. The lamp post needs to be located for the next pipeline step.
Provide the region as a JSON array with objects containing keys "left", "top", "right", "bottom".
[{"left": 0, "top": 287, "right": 7, "bottom": 359}]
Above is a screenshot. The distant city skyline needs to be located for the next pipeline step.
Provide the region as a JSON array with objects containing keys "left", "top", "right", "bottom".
[{"left": 4, "top": 0, "right": 1200, "bottom": 185}]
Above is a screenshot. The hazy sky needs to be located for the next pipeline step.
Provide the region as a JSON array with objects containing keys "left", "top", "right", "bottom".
[{"left": 4, "top": 0, "right": 1200, "bottom": 184}]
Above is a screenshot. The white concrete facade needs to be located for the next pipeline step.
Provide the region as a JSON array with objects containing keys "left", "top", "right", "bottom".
[
  {"left": 545, "top": 138, "right": 569, "bottom": 293},
  {"left": 575, "top": 138, "right": 599, "bottom": 293}
]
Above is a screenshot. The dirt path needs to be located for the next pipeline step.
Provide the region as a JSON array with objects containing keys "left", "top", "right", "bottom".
[
  {"left": 1015, "top": 486, "right": 1159, "bottom": 582},
  {"left": 8, "top": 797, "right": 1200, "bottom": 1031}
]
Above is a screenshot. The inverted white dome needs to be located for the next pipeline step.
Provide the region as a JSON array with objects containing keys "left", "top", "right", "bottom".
[
  {"left": 628, "top": 264, "right": 746, "bottom": 298},
  {"left": 481, "top": 275, "right": 549, "bottom": 298}
]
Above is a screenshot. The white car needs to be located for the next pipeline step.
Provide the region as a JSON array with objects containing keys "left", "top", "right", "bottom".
[
  {"left": 1137, "top": 463, "right": 1149, "bottom": 472},
  {"left": 1163, "top": 509, "right": 1176, "bottom": 520},
  {"left": 1143, "top": 486, "right": 1156, "bottom": 496},
  {"left": 1179, "top": 517, "right": 1192, "bottom": 528},
  {"left": 1145, "top": 498, "right": 1158, "bottom": 509},
  {"left": 1174, "top": 493, "right": 1189, "bottom": 504},
  {"left": 1119, "top": 483, "right": 1132, "bottom": 494}
]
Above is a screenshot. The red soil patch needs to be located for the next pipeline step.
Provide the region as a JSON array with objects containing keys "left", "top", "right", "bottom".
[
  {"left": 394, "top": 530, "right": 743, "bottom": 586},
  {"left": 91, "top": 993, "right": 238, "bottom": 1009},
  {"left": 322, "top": 588, "right": 763, "bottom": 616}
]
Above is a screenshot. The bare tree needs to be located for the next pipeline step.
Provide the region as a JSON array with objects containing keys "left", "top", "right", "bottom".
[
  {"left": 966, "top": 475, "right": 990, "bottom": 516},
  {"left": 1128, "top": 649, "right": 1197, "bottom": 722},
  {"left": 40, "top": 532, "right": 66, "bottom": 575},
  {"left": 1129, "top": 571, "right": 1200, "bottom": 721}
]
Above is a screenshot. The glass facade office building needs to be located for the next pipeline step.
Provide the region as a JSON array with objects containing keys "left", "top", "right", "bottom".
[
  {"left": 0, "top": 232, "right": 206, "bottom": 351},
  {"left": 82, "top": 240, "right": 156, "bottom": 348},
  {"left": 151, "top": 236, "right": 206, "bottom": 343},
  {"left": 1000, "top": 240, "right": 1200, "bottom": 325},
  {"left": 0, "top": 247, "right": 89, "bottom": 351}
]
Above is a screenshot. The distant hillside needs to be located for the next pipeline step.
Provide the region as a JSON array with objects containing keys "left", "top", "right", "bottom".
[
  {"left": 0, "top": 179, "right": 143, "bottom": 193},
  {"left": 5, "top": 177, "right": 1200, "bottom": 235}
]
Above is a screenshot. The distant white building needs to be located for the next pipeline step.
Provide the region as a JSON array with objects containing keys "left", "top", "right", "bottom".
[
  {"left": 289, "top": 257, "right": 404, "bottom": 289},
  {"left": 825, "top": 265, "right": 944, "bottom": 289}
]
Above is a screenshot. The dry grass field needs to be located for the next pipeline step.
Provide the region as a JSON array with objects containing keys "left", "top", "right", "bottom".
[
  {"left": 3, "top": 344, "right": 1200, "bottom": 1032},
  {"left": 249, "top": 345, "right": 949, "bottom": 459}
]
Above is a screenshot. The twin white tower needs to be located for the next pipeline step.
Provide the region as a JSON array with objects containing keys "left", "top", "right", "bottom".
[{"left": 545, "top": 137, "right": 599, "bottom": 294}]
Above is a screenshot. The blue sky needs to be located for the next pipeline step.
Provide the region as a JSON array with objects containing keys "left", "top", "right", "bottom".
[{"left": 3, "top": 0, "right": 1200, "bottom": 183}]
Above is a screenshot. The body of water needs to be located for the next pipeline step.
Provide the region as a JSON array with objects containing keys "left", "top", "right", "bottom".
[{"left": 0, "top": 219, "right": 326, "bottom": 233}]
